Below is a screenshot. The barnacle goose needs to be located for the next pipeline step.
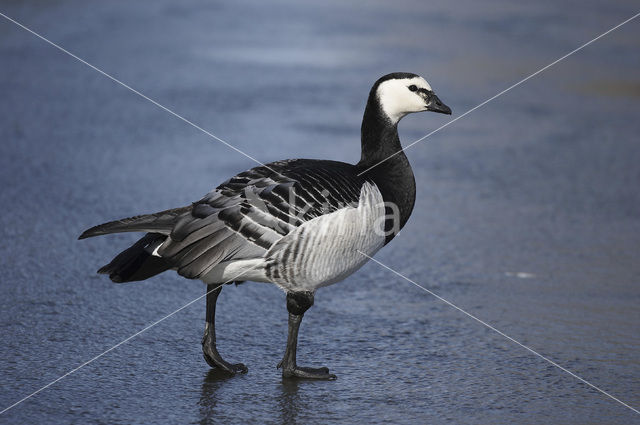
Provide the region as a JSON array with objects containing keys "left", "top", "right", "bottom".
[{"left": 79, "top": 72, "right": 451, "bottom": 380}]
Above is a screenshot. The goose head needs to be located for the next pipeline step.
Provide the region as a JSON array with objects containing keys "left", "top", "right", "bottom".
[{"left": 373, "top": 72, "right": 452, "bottom": 124}]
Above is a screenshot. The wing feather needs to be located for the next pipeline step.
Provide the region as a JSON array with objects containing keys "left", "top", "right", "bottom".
[{"left": 84, "top": 159, "right": 369, "bottom": 281}]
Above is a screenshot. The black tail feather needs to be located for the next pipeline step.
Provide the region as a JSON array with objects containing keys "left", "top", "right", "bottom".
[{"left": 98, "top": 234, "right": 171, "bottom": 283}]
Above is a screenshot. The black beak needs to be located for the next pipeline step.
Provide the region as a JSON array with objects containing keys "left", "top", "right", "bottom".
[{"left": 426, "top": 94, "right": 452, "bottom": 115}]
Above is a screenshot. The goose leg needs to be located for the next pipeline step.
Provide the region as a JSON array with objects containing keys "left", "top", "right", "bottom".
[
  {"left": 202, "top": 284, "right": 247, "bottom": 374},
  {"left": 277, "top": 291, "right": 336, "bottom": 380}
]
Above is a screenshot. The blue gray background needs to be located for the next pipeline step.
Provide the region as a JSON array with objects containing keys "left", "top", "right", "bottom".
[{"left": 1, "top": 0, "right": 639, "bottom": 423}]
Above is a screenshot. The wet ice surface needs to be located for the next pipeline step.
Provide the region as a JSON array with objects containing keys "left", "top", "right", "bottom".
[{"left": 1, "top": 0, "right": 639, "bottom": 423}]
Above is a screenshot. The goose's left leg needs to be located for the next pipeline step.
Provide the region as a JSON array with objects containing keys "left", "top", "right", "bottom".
[
  {"left": 202, "top": 284, "right": 247, "bottom": 374},
  {"left": 277, "top": 291, "right": 337, "bottom": 380}
]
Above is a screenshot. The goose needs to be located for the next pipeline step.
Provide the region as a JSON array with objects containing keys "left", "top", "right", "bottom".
[{"left": 79, "top": 72, "right": 451, "bottom": 380}]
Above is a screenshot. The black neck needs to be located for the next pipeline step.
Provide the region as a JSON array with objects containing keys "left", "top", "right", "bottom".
[
  {"left": 358, "top": 96, "right": 402, "bottom": 166},
  {"left": 356, "top": 91, "right": 416, "bottom": 242}
]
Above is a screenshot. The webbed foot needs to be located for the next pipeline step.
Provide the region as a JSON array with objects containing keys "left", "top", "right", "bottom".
[
  {"left": 277, "top": 361, "right": 336, "bottom": 380},
  {"left": 202, "top": 337, "right": 247, "bottom": 374}
]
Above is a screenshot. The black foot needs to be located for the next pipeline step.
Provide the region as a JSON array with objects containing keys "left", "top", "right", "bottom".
[
  {"left": 202, "top": 343, "right": 247, "bottom": 374},
  {"left": 278, "top": 362, "right": 336, "bottom": 380}
]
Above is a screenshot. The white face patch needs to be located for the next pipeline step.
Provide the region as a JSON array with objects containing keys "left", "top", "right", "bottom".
[{"left": 377, "top": 76, "right": 433, "bottom": 124}]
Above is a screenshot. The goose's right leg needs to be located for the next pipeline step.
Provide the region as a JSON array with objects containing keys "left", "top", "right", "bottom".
[
  {"left": 202, "top": 284, "right": 247, "bottom": 374},
  {"left": 277, "top": 291, "right": 337, "bottom": 380}
]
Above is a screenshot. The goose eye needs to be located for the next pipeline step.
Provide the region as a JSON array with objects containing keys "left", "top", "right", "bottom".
[{"left": 408, "top": 85, "right": 418, "bottom": 92}]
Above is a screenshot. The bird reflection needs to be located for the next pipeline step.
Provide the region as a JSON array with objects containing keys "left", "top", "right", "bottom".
[
  {"left": 278, "top": 379, "right": 305, "bottom": 424},
  {"left": 199, "top": 369, "right": 313, "bottom": 424},
  {"left": 198, "top": 368, "right": 234, "bottom": 425}
]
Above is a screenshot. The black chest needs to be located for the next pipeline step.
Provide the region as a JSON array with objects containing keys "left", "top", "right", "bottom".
[{"left": 358, "top": 156, "right": 416, "bottom": 244}]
